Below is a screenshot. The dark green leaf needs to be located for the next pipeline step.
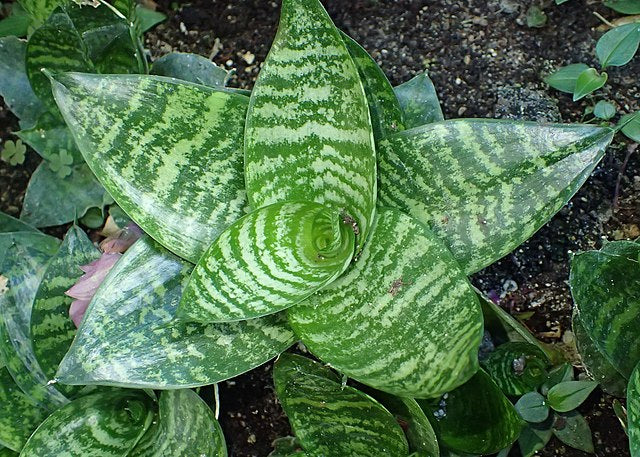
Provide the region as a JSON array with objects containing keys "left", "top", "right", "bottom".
[
  {"left": 552, "top": 411, "right": 594, "bottom": 453},
  {"left": 612, "top": 399, "right": 627, "bottom": 434},
  {"left": 605, "top": 0, "right": 640, "bottom": 14},
  {"left": 482, "top": 342, "right": 549, "bottom": 396},
  {"left": 273, "top": 353, "right": 409, "bottom": 457},
  {"left": 629, "top": 362, "right": 640, "bottom": 455},
  {"left": 540, "top": 363, "right": 574, "bottom": 396},
  {"left": 515, "top": 392, "right": 549, "bottom": 423},
  {"left": 150, "top": 52, "right": 230, "bottom": 88},
  {"left": 0, "top": 211, "right": 37, "bottom": 233},
  {"left": 596, "top": 22, "right": 640, "bottom": 68},
  {"left": 544, "top": 63, "right": 590, "bottom": 94},
  {"left": 620, "top": 111, "right": 640, "bottom": 142},
  {"left": 136, "top": 5, "right": 166, "bottom": 33},
  {"left": 518, "top": 420, "right": 553, "bottom": 457},
  {"left": 547, "top": 381, "right": 598, "bottom": 412},
  {"left": 378, "top": 119, "right": 613, "bottom": 274},
  {"left": 56, "top": 237, "right": 296, "bottom": 388},
  {"left": 419, "top": 370, "right": 523, "bottom": 455},
  {"left": 51, "top": 73, "right": 249, "bottom": 263},
  {"left": 0, "top": 446, "right": 18, "bottom": 457},
  {"left": 593, "top": 100, "right": 616, "bottom": 120},
  {"left": 289, "top": 207, "right": 482, "bottom": 398},
  {"left": 79, "top": 206, "right": 105, "bottom": 229},
  {"left": 393, "top": 72, "right": 444, "bottom": 127},
  {"left": 573, "top": 68, "right": 607, "bottom": 101}
]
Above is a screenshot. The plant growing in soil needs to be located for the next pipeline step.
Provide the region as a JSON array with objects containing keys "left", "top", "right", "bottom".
[{"left": 0, "top": 0, "right": 626, "bottom": 455}]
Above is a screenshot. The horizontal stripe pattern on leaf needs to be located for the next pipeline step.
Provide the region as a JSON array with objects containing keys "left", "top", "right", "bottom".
[
  {"left": 628, "top": 362, "right": 640, "bottom": 456},
  {"left": 50, "top": 73, "right": 249, "bottom": 262},
  {"left": 56, "top": 237, "right": 296, "bottom": 388},
  {"left": 274, "top": 354, "right": 409, "bottom": 457},
  {"left": 378, "top": 119, "right": 613, "bottom": 274},
  {"left": 244, "top": 0, "right": 376, "bottom": 250},
  {"left": 179, "top": 201, "right": 354, "bottom": 322},
  {"left": 288, "top": 207, "right": 482, "bottom": 398}
]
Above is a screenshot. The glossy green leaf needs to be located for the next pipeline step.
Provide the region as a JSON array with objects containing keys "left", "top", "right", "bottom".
[
  {"left": 544, "top": 63, "right": 590, "bottom": 94},
  {"left": 0, "top": 367, "right": 47, "bottom": 452},
  {"left": 547, "top": 380, "right": 598, "bottom": 412},
  {"left": 552, "top": 411, "right": 594, "bottom": 453},
  {"left": 341, "top": 31, "right": 404, "bottom": 140},
  {"left": 596, "top": 22, "right": 640, "bottom": 68},
  {"left": 620, "top": 111, "right": 640, "bottom": 142},
  {"left": 0, "top": 36, "right": 46, "bottom": 126},
  {"left": 378, "top": 119, "right": 613, "bottom": 274},
  {"left": 628, "top": 362, "right": 640, "bottom": 456},
  {"left": 518, "top": 420, "right": 553, "bottom": 457},
  {"left": 540, "top": 363, "right": 574, "bottom": 396},
  {"left": 419, "top": 370, "right": 523, "bottom": 455},
  {"left": 30, "top": 225, "right": 100, "bottom": 397},
  {"left": 17, "top": 0, "right": 64, "bottom": 27},
  {"left": 129, "top": 389, "right": 227, "bottom": 457},
  {"left": 179, "top": 201, "right": 354, "bottom": 322},
  {"left": 51, "top": 73, "right": 249, "bottom": 263},
  {"left": 481, "top": 342, "right": 549, "bottom": 396},
  {"left": 573, "top": 68, "right": 607, "bottom": 101},
  {"left": 394, "top": 72, "right": 444, "bottom": 127},
  {"left": 56, "top": 237, "right": 296, "bottom": 388},
  {"left": 570, "top": 240, "right": 640, "bottom": 379},
  {"left": 20, "top": 390, "right": 155, "bottom": 457},
  {"left": 273, "top": 353, "right": 409, "bottom": 457},
  {"left": 16, "top": 111, "right": 82, "bottom": 163},
  {"left": 593, "top": 100, "right": 616, "bottom": 120},
  {"left": 151, "top": 52, "right": 230, "bottom": 88},
  {"left": 515, "top": 392, "right": 549, "bottom": 423},
  {"left": 244, "top": 0, "right": 376, "bottom": 251},
  {"left": 0, "top": 231, "right": 66, "bottom": 408},
  {"left": 289, "top": 207, "right": 482, "bottom": 398},
  {"left": 20, "top": 162, "right": 108, "bottom": 228},
  {"left": 605, "top": 0, "right": 640, "bottom": 14}
]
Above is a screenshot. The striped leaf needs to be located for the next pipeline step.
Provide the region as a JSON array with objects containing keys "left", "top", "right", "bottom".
[
  {"left": 56, "top": 237, "right": 296, "bottom": 388},
  {"left": 288, "top": 207, "right": 482, "bottom": 398},
  {"left": 179, "top": 201, "right": 355, "bottom": 322},
  {"left": 273, "top": 353, "right": 409, "bottom": 456},
  {"left": 570, "top": 240, "right": 640, "bottom": 379},
  {"left": 0, "top": 231, "right": 67, "bottom": 409},
  {"left": 481, "top": 342, "right": 550, "bottom": 396},
  {"left": 418, "top": 370, "right": 524, "bottom": 455},
  {"left": 17, "top": 0, "right": 64, "bottom": 27},
  {"left": 151, "top": 52, "right": 230, "bottom": 88},
  {"left": 629, "top": 362, "right": 640, "bottom": 457},
  {"left": 51, "top": 73, "right": 249, "bottom": 263},
  {"left": 0, "top": 367, "right": 47, "bottom": 452},
  {"left": 129, "top": 389, "right": 227, "bottom": 457},
  {"left": 19, "top": 390, "right": 155, "bottom": 457},
  {"left": 393, "top": 72, "right": 444, "bottom": 128},
  {"left": 244, "top": 0, "right": 377, "bottom": 250},
  {"left": 30, "top": 225, "right": 100, "bottom": 397},
  {"left": 341, "top": 32, "right": 404, "bottom": 140},
  {"left": 378, "top": 120, "right": 614, "bottom": 274}
]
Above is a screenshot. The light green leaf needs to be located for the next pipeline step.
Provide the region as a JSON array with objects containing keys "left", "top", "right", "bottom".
[
  {"left": 518, "top": 420, "right": 553, "bottom": 457},
  {"left": 56, "top": 237, "right": 296, "bottom": 388},
  {"left": 129, "top": 389, "right": 227, "bottom": 457},
  {"left": 20, "top": 162, "right": 108, "bottom": 228},
  {"left": 628, "top": 362, "right": 640, "bottom": 456},
  {"left": 544, "top": 63, "right": 590, "bottom": 94},
  {"left": 573, "top": 68, "right": 607, "bottom": 101},
  {"left": 540, "top": 363, "right": 574, "bottom": 396},
  {"left": 16, "top": 111, "right": 83, "bottom": 163},
  {"left": 151, "top": 52, "right": 230, "bottom": 88},
  {"left": 378, "top": 119, "right": 613, "bottom": 274},
  {"left": 547, "top": 381, "right": 598, "bottom": 413},
  {"left": 17, "top": 0, "right": 64, "bottom": 28},
  {"left": 273, "top": 353, "right": 409, "bottom": 457},
  {"left": 179, "top": 201, "right": 354, "bottom": 322},
  {"left": 605, "top": 0, "right": 640, "bottom": 14},
  {"left": 552, "top": 411, "right": 594, "bottom": 453},
  {"left": 394, "top": 72, "right": 444, "bottom": 127},
  {"left": 19, "top": 390, "right": 155, "bottom": 457},
  {"left": 30, "top": 225, "right": 100, "bottom": 397},
  {"left": 51, "top": 73, "right": 249, "bottom": 263},
  {"left": 244, "top": 0, "right": 376, "bottom": 251},
  {"left": 526, "top": 6, "right": 547, "bottom": 28},
  {"left": 0, "top": 367, "right": 47, "bottom": 452},
  {"left": 0, "top": 3, "right": 31, "bottom": 38},
  {"left": 481, "top": 342, "right": 549, "bottom": 396},
  {"left": 620, "top": 111, "right": 640, "bottom": 142},
  {"left": 593, "top": 100, "right": 616, "bottom": 120},
  {"left": 419, "top": 370, "right": 524, "bottom": 455},
  {"left": 1, "top": 140, "right": 26, "bottom": 166},
  {"left": 289, "top": 207, "right": 482, "bottom": 398},
  {"left": 515, "top": 392, "right": 549, "bottom": 423},
  {"left": 570, "top": 240, "right": 640, "bottom": 379},
  {"left": 596, "top": 22, "right": 640, "bottom": 68},
  {"left": 341, "top": 31, "right": 404, "bottom": 140}
]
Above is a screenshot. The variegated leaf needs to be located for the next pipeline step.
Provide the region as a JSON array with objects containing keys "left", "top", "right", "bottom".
[
  {"left": 273, "top": 353, "right": 409, "bottom": 456},
  {"left": 481, "top": 342, "right": 549, "bottom": 396},
  {"left": 393, "top": 72, "right": 444, "bottom": 127},
  {"left": 378, "top": 120, "right": 614, "bottom": 274},
  {"left": 288, "top": 207, "right": 482, "bottom": 398},
  {"left": 56, "top": 237, "right": 296, "bottom": 388},
  {"left": 30, "top": 225, "right": 100, "bottom": 397},
  {"left": 19, "top": 390, "right": 155, "bottom": 457},
  {"left": 129, "top": 389, "right": 227, "bottom": 457},
  {"left": 0, "top": 231, "right": 67, "bottom": 409},
  {"left": 629, "top": 362, "right": 640, "bottom": 456},
  {"left": 570, "top": 240, "right": 640, "bottom": 379},
  {"left": 51, "top": 73, "right": 249, "bottom": 263},
  {"left": 244, "top": 0, "right": 376, "bottom": 250},
  {"left": 179, "top": 201, "right": 354, "bottom": 322},
  {"left": 17, "top": 0, "right": 64, "bottom": 27},
  {"left": 151, "top": 52, "right": 230, "bottom": 88},
  {"left": 341, "top": 32, "right": 404, "bottom": 140},
  {"left": 0, "top": 367, "right": 47, "bottom": 452}
]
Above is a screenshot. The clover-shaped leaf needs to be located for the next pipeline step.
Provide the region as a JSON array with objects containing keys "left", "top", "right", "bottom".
[
  {"left": 1, "top": 139, "right": 26, "bottom": 165},
  {"left": 47, "top": 149, "right": 73, "bottom": 178}
]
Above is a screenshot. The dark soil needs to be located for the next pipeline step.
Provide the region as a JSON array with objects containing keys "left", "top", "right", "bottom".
[{"left": 2, "top": 0, "right": 639, "bottom": 456}]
